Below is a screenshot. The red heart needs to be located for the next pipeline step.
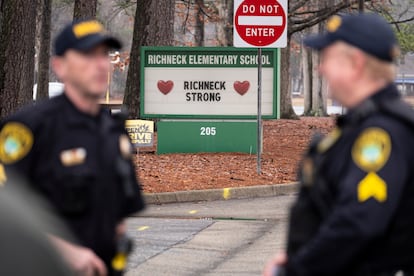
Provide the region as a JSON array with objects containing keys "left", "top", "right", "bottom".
[
  {"left": 233, "top": 81, "right": 250, "bottom": 96},
  {"left": 157, "top": 80, "right": 174, "bottom": 95}
]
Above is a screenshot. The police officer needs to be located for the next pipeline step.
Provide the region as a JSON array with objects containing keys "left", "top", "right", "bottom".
[
  {"left": 0, "top": 181, "right": 72, "bottom": 276},
  {"left": 264, "top": 13, "right": 414, "bottom": 276},
  {"left": 0, "top": 20, "right": 145, "bottom": 276}
]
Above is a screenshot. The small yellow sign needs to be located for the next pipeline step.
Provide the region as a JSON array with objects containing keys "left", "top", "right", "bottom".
[
  {"left": 223, "top": 188, "right": 231, "bottom": 200},
  {"left": 125, "top": 120, "right": 154, "bottom": 147}
]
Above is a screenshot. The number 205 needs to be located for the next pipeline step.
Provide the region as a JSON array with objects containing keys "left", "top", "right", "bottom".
[{"left": 200, "top": 127, "right": 216, "bottom": 136}]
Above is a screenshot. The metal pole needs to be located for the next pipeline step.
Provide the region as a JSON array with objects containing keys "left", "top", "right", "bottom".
[
  {"left": 257, "top": 48, "right": 262, "bottom": 175},
  {"left": 359, "top": 0, "right": 364, "bottom": 12}
]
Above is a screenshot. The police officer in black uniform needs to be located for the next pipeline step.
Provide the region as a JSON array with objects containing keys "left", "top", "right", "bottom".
[
  {"left": 264, "top": 13, "right": 414, "bottom": 276},
  {"left": 0, "top": 182, "right": 73, "bottom": 276},
  {"left": 0, "top": 20, "right": 145, "bottom": 276}
]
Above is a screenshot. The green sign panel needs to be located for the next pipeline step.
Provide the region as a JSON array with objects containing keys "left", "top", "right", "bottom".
[
  {"left": 141, "top": 47, "right": 280, "bottom": 119},
  {"left": 157, "top": 121, "right": 257, "bottom": 154},
  {"left": 143, "top": 48, "right": 276, "bottom": 68}
]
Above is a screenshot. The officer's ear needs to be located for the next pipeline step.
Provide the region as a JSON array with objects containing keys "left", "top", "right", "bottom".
[
  {"left": 349, "top": 49, "right": 367, "bottom": 77},
  {"left": 51, "top": 56, "right": 67, "bottom": 82}
]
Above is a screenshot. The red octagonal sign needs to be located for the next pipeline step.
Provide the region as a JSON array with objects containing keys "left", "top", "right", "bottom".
[{"left": 234, "top": 0, "right": 287, "bottom": 48}]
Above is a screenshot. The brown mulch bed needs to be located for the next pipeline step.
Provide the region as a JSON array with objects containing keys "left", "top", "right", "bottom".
[{"left": 134, "top": 117, "right": 335, "bottom": 193}]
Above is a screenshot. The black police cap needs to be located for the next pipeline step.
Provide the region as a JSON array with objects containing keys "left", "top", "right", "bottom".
[
  {"left": 304, "top": 13, "right": 399, "bottom": 62},
  {"left": 54, "top": 19, "right": 122, "bottom": 56}
]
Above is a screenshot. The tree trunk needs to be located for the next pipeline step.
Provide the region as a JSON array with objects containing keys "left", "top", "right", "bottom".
[
  {"left": 0, "top": 0, "right": 37, "bottom": 119},
  {"left": 215, "top": 1, "right": 226, "bottom": 46},
  {"left": 311, "top": 47, "right": 319, "bottom": 113},
  {"left": 322, "top": 76, "right": 328, "bottom": 112},
  {"left": 123, "top": 0, "right": 174, "bottom": 118},
  {"left": 73, "top": 0, "right": 97, "bottom": 20},
  {"left": 280, "top": 35, "right": 298, "bottom": 119},
  {"left": 215, "top": 0, "right": 233, "bottom": 46},
  {"left": 36, "top": 0, "right": 52, "bottom": 101},
  {"left": 195, "top": 1, "right": 204, "bottom": 46},
  {"left": 224, "top": 0, "right": 233, "bottom": 46},
  {"left": 310, "top": 23, "right": 327, "bottom": 116},
  {"left": 303, "top": 45, "right": 312, "bottom": 115}
]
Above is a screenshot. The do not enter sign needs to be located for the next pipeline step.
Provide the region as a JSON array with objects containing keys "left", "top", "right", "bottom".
[{"left": 234, "top": 0, "right": 287, "bottom": 48}]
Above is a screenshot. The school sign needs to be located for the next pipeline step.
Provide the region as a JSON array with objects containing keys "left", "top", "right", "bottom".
[
  {"left": 140, "top": 47, "right": 280, "bottom": 154},
  {"left": 140, "top": 47, "right": 280, "bottom": 119}
]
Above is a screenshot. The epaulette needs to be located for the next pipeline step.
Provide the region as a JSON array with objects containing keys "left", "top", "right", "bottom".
[
  {"left": 377, "top": 99, "right": 414, "bottom": 130},
  {"left": 3, "top": 95, "right": 65, "bottom": 130}
]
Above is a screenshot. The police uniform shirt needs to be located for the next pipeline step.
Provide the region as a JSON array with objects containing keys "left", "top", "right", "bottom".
[
  {"left": 286, "top": 84, "right": 414, "bottom": 275},
  {"left": 0, "top": 94, "right": 145, "bottom": 267}
]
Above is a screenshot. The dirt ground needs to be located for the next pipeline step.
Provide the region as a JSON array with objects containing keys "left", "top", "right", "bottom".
[{"left": 134, "top": 117, "right": 336, "bottom": 193}]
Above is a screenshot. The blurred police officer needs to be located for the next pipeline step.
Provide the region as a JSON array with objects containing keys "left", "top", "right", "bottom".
[
  {"left": 0, "top": 19, "right": 145, "bottom": 276},
  {"left": 0, "top": 179, "right": 73, "bottom": 276},
  {"left": 264, "top": 13, "right": 414, "bottom": 276}
]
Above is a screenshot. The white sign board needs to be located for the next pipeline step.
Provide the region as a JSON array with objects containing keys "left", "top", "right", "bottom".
[{"left": 141, "top": 47, "right": 280, "bottom": 119}]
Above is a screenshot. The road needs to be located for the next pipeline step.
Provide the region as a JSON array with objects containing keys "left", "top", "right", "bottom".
[{"left": 125, "top": 194, "right": 296, "bottom": 276}]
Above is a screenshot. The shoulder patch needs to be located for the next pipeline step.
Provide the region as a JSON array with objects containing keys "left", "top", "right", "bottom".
[
  {"left": 0, "top": 164, "right": 6, "bottom": 186},
  {"left": 352, "top": 127, "right": 391, "bottom": 172},
  {"left": 0, "top": 122, "right": 34, "bottom": 164}
]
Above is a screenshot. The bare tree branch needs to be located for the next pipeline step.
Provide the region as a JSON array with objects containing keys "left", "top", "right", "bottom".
[
  {"left": 289, "top": 0, "right": 310, "bottom": 14},
  {"left": 289, "top": 1, "right": 355, "bottom": 35},
  {"left": 389, "top": 16, "right": 414, "bottom": 25},
  {"left": 195, "top": 0, "right": 214, "bottom": 20},
  {"left": 288, "top": 0, "right": 414, "bottom": 36}
]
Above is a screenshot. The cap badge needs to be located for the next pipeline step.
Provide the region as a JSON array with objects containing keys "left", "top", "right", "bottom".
[
  {"left": 327, "top": 15, "right": 342, "bottom": 33},
  {"left": 73, "top": 20, "right": 104, "bottom": 38}
]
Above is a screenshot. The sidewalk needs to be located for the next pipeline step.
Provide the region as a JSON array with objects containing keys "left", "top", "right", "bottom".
[{"left": 143, "top": 182, "right": 299, "bottom": 204}]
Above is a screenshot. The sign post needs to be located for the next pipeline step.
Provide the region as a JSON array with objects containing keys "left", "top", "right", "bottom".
[
  {"left": 234, "top": 0, "right": 287, "bottom": 174},
  {"left": 257, "top": 47, "right": 262, "bottom": 174}
]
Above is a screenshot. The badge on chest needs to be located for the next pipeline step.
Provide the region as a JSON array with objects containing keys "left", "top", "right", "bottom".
[{"left": 60, "top": 147, "right": 87, "bottom": 166}]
